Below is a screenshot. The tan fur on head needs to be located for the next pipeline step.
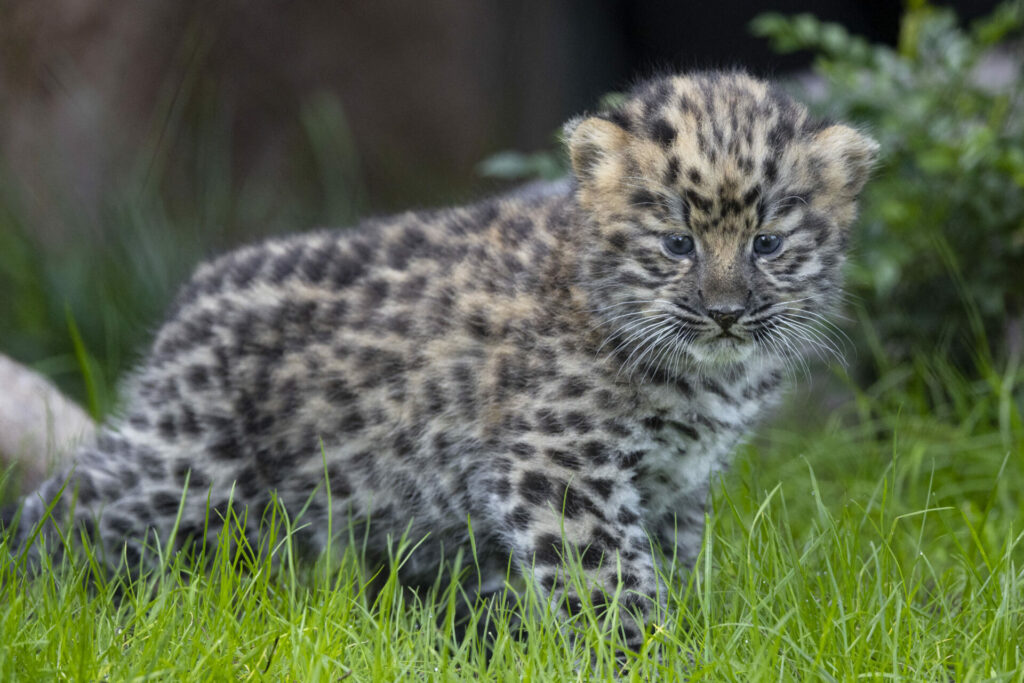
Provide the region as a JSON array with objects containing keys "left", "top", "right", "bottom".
[
  {"left": 566, "top": 116, "right": 630, "bottom": 179},
  {"left": 564, "top": 72, "right": 879, "bottom": 238},
  {"left": 566, "top": 116, "right": 633, "bottom": 219},
  {"left": 802, "top": 125, "right": 879, "bottom": 227},
  {"left": 812, "top": 125, "right": 880, "bottom": 197},
  {"left": 560, "top": 70, "right": 878, "bottom": 372}
]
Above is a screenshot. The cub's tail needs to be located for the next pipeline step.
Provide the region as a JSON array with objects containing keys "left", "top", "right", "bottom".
[{"left": 1, "top": 468, "right": 78, "bottom": 568}]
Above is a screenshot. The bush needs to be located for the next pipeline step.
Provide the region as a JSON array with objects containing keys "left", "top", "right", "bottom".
[{"left": 752, "top": 1, "right": 1024, "bottom": 371}]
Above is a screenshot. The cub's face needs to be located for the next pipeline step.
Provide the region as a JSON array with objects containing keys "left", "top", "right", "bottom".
[{"left": 568, "top": 72, "right": 878, "bottom": 375}]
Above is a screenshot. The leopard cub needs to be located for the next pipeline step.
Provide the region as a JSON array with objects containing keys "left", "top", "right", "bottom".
[{"left": 7, "top": 70, "right": 876, "bottom": 650}]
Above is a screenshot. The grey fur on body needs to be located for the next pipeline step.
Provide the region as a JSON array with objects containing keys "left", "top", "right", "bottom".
[{"left": 6, "top": 70, "right": 876, "bottom": 650}]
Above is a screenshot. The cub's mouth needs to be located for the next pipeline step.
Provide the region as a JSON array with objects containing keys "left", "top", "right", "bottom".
[{"left": 714, "top": 330, "right": 744, "bottom": 342}]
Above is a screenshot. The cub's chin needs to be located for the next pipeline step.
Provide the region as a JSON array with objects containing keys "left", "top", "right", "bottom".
[{"left": 685, "top": 334, "right": 757, "bottom": 367}]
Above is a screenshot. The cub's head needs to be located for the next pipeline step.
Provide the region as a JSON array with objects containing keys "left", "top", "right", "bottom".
[{"left": 567, "top": 70, "right": 877, "bottom": 375}]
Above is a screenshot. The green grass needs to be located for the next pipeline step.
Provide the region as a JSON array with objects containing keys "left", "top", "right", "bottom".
[{"left": 2, "top": 361, "right": 1022, "bottom": 680}]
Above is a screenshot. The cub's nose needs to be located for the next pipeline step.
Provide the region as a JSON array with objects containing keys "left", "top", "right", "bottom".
[{"left": 707, "top": 307, "right": 743, "bottom": 331}]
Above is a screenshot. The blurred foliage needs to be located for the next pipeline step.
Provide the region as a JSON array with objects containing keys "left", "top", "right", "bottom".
[
  {"left": 477, "top": 92, "right": 628, "bottom": 182},
  {"left": 752, "top": 1, "right": 1024, "bottom": 372},
  {"left": 0, "top": 86, "right": 364, "bottom": 415},
  {"left": 477, "top": 150, "right": 567, "bottom": 181}
]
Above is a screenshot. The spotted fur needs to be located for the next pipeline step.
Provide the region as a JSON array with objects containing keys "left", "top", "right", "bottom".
[{"left": 6, "top": 70, "right": 876, "bottom": 651}]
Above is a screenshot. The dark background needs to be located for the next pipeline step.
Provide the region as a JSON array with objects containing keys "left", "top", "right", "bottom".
[{"left": 1, "top": 0, "right": 1000, "bottom": 227}]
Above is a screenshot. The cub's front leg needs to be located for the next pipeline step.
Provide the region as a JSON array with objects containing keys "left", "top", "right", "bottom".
[{"left": 489, "top": 444, "right": 662, "bottom": 653}]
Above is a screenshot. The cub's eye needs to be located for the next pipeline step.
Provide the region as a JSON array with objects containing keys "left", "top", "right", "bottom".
[
  {"left": 662, "top": 234, "right": 695, "bottom": 258},
  {"left": 753, "top": 234, "right": 782, "bottom": 256}
]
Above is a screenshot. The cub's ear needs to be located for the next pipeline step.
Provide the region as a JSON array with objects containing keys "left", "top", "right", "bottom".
[
  {"left": 813, "top": 125, "right": 880, "bottom": 197},
  {"left": 564, "top": 115, "right": 631, "bottom": 182}
]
